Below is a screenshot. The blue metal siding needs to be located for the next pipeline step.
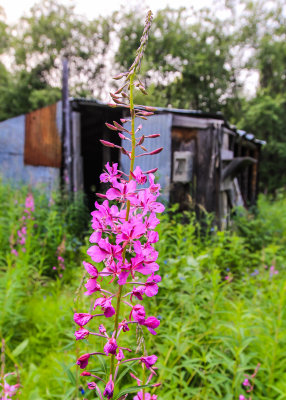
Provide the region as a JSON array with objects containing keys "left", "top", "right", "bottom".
[
  {"left": 120, "top": 113, "right": 172, "bottom": 201},
  {"left": 0, "top": 101, "right": 62, "bottom": 192}
]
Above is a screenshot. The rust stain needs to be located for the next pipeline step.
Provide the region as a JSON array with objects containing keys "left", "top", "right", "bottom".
[
  {"left": 172, "top": 127, "right": 197, "bottom": 142},
  {"left": 24, "top": 103, "right": 61, "bottom": 168}
]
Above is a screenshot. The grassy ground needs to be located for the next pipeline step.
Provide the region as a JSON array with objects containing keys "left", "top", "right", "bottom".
[{"left": 0, "top": 182, "right": 286, "bottom": 399}]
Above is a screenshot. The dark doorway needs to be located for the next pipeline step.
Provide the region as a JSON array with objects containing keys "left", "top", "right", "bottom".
[{"left": 75, "top": 103, "right": 123, "bottom": 210}]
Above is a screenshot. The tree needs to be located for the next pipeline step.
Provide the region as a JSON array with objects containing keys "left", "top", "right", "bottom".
[{"left": 114, "top": 7, "right": 240, "bottom": 114}]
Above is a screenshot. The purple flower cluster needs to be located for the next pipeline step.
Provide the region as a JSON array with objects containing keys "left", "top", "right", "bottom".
[
  {"left": 0, "top": 373, "right": 20, "bottom": 400},
  {"left": 74, "top": 165, "right": 163, "bottom": 398},
  {"left": 10, "top": 193, "right": 34, "bottom": 257},
  {"left": 74, "top": 10, "right": 161, "bottom": 398},
  {"left": 239, "top": 363, "right": 260, "bottom": 400},
  {"left": 52, "top": 239, "right": 66, "bottom": 278}
]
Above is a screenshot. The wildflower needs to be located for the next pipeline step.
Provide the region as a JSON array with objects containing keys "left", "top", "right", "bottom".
[
  {"left": 75, "top": 10, "right": 161, "bottom": 398},
  {"left": 76, "top": 353, "right": 91, "bottom": 369},
  {"left": 103, "top": 377, "right": 114, "bottom": 399},
  {"left": 75, "top": 328, "right": 90, "bottom": 340},
  {"left": 243, "top": 378, "right": 250, "bottom": 387},
  {"left": 74, "top": 313, "right": 94, "bottom": 326},
  {"left": 104, "top": 338, "right": 118, "bottom": 356},
  {"left": 269, "top": 265, "right": 278, "bottom": 277},
  {"left": 140, "top": 355, "right": 157, "bottom": 369},
  {"left": 93, "top": 297, "right": 115, "bottom": 317}
]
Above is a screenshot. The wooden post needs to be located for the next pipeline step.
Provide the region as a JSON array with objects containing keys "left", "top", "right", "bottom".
[{"left": 62, "top": 58, "right": 73, "bottom": 195}]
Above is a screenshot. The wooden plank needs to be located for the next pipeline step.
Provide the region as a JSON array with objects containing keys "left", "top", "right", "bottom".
[
  {"left": 72, "top": 112, "right": 83, "bottom": 192},
  {"left": 24, "top": 103, "right": 61, "bottom": 167}
]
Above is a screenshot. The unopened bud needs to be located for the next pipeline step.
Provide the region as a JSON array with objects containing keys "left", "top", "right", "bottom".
[
  {"left": 139, "top": 85, "right": 148, "bottom": 95},
  {"left": 105, "top": 123, "right": 118, "bottom": 131},
  {"left": 113, "top": 121, "right": 128, "bottom": 132},
  {"left": 113, "top": 72, "right": 128, "bottom": 80},
  {"left": 146, "top": 134, "right": 160, "bottom": 138},
  {"left": 149, "top": 147, "right": 163, "bottom": 155},
  {"left": 138, "top": 135, "right": 145, "bottom": 145},
  {"left": 81, "top": 371, "right": 91, "bottom": 376},
  {"left": 144, "top": 168, "right": 158, "bottom": 174},
  {"left": 100, "top": 140, "right": 116, "bottom": 148}
]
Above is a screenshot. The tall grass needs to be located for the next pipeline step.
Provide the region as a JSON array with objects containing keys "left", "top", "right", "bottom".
[{"left": 0, "top": 182, "right": 286, "bottom": 399}]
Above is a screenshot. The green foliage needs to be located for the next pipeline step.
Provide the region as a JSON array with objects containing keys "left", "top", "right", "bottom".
[
  {"left": 1, "top": 183, "right": 286, "bottom": 399},
  {"left": 115, "top": 7, "right": 237, "bottom": 113}
]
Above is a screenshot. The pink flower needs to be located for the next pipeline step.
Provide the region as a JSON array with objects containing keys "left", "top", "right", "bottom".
[
  {"left": 131, "top": 166, "right": 147, "bottom": 185},
  {"left": 106, "top": 179, "right": 137, "bottom": 204},
  {"left": 100, "top": 162, "right": 121, "bottom": 183},
  {"left": 74, "top": 313, "right": 93, "bottom": 326},
  {"left": 145, "top": 274, "right": 161, "bottom": 297},
  {"left": 243, "top": 378, "right": 250, "bottom": 387},
  {"left": 131, "top": 304, "right": 146, "bottom": 324},
  {"left": 134, "top": 391, "right": 157, "bottom": 400},
  {"left": 144, "top": 316, "right": 160, "bottom": 335},
  {"left": 83, "top": 261, "right": 99, "bottom": 277},
  {"left": 84, "top": 278, "right": 101, "bottom": 295},
  {"left": 104, "top": 338, "right": 118, "bottom": 355},
  {"left": 87, "top": 238, "right": 122, "bottom": 264},
  {"left": 103, "top": 378, "right": 114, "bottom": 399},
  {"left": 75, "top": 328, "right": 90, "bottom": 340},
  {"left": 116, "top": 220, "right": 146, "bottom": 247},
  {"left": 239, "top": 396, "right": 246, "bottom": 400},
  {"left": 99, "top": 324, "right": 106, "bottom": 334},
  {"left": 140, "top": 355, "right": 157, "bottom": 369},
  {"left": 76, "top": 353, "right": 90, "bottom": 369},
  {"left": 116, "top": 349, "right": 125, "bottom": 361},
  {"left": 93, "top": 297, "right": 115, "bottom": 318},
  {"left": 131, "top": 286, "right": 146, "bottom": 301},
  {"left": 25, "top": 193, "right": 35, "bottom": 212}
]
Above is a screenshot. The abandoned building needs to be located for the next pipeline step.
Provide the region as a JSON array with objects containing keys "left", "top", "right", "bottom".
[{"left": 0, "top": 98, "right": 265, "bottom": 227}]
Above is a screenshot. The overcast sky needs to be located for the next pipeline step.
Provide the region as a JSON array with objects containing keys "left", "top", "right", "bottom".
[{"left": 2, "top": 0, "right": 215, "bottom": 23}]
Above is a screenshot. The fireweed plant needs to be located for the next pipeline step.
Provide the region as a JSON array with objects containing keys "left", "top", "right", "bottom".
[
  {"left": 74, "top": 11, "right": 163, "bottom": 399},
  {"left": 0, "top": 340, "right": 20, "bottom": 400},
  {"left": 9, "top": 193, "right": 35, "bottom": 257}
]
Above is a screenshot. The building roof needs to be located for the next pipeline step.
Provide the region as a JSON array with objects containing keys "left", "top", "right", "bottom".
[{"left": 71, "top": 97, "right": 265, "bottom": 145}]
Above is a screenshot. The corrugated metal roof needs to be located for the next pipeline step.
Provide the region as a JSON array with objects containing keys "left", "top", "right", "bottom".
[{"left": 70, "top": 98, "right": 265, "bottom": 145}]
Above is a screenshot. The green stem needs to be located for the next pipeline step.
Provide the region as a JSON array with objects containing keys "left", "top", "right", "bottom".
[{"left": 110, "top": 73, "right": 136, "bottom": 385}]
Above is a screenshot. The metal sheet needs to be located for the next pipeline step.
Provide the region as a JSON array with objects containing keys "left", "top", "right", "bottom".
[
  {"left": 24, "top": 103, "right": 62, "bottom": 167},
  {"left": 0, "top": 115, "right": 25, "bottom": 155},
  {"left": 121, "top": 113, "right": 172, "bottom": 201}
]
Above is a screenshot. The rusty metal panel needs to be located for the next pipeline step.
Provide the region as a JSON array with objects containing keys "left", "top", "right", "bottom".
[{"left": 24, "top": 103, "right": 61, "bottom": 167}]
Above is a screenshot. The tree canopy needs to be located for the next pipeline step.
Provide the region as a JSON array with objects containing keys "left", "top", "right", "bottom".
[{"left": 0, "top": 0, "right": 285, "bottom": 192}]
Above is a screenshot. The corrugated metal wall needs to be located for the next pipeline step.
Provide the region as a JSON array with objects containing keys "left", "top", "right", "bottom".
[
  {"left": 0, "top": 102, "right": 62, "bottom": 192},
  {"left": 121, "top": 113, "right": 172, "bottom": 201}
]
